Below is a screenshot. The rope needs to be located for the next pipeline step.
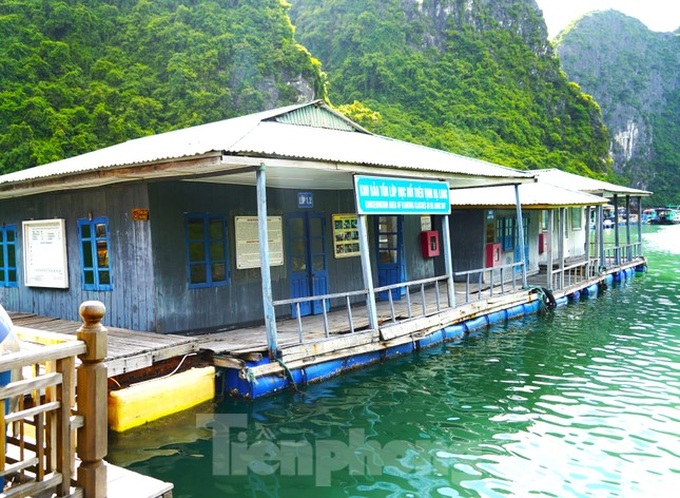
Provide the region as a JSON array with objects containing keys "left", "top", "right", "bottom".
[{"left": 275, "top": 357, "right": 305, "bottom": 396}]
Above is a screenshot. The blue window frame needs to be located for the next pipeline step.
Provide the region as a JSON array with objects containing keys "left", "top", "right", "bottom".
[
  {"left": 185, "top": 214, "right": 229, "bottom": 288},
  {"left": 78, "top": 217, "right": 113, "bottom": 291},
  {"left": 0, "top": 225, "right": 18, "bottom": 287},
  {"left": 496, "top": 217, "right": 515, "bottom": 252}
]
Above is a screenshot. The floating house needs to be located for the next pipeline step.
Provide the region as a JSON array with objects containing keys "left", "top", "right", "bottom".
[
  {"left": 0, "top": 101, "right": 649, "bottom": 403},
  {"left": 0, "top": 101, "right": 530, "bottom": 338},
  {"left": 448, "top": 181, "right": 610, "bottom": 292},
  {"left": 533, "top": 169, "right": 652, "bottom": 273}
]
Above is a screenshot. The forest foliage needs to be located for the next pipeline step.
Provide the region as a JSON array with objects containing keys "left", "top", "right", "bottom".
[
  {"left": 1, "top": 0, "right": 618, "bottom": 191},
  {"left": 0, "top": 0, "right": 325, "bottom": 172},
  {"left": 289, "top": 0, "right": 611, "bottom": 177}
]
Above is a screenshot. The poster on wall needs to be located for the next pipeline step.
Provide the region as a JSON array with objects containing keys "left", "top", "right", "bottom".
[
  {"left": 22, "top": 219, "right": 69, "bottom": 288},
  {"left": 332, "top": 214, "right": 360, "bottom": 258},
  {"left": 235, "top": 216, "right": 284, "bottom": 269}
]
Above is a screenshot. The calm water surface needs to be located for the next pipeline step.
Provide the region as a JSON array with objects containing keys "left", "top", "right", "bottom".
[{"left": 111, "top": 225, "right": 680, "bottom": 497}]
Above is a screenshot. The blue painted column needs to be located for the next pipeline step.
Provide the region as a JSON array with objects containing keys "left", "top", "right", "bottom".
[
  {"left": 514, "top": 184, "right": 527, "bottom": 288},
  {"left": 441, "top": 214, "right": 456, "bottom": 308},
  {"left": 257, "top": 163, "right": 278, "bottom": 359},
  {"left": 357, "top": 214, "right": 379, "bottom": 331}
]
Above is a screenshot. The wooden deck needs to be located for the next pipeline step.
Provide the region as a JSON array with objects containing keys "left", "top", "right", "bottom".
[
  {"left": 7, "top": 262, "right": 624, "bottom": 380},
  {"left": 9, "top": 312, "right": 199, "bottom": 377}
]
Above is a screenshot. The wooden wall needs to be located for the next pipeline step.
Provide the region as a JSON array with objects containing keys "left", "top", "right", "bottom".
[{"left": 0, "top": 184, "right": 156, "bottom": 330}]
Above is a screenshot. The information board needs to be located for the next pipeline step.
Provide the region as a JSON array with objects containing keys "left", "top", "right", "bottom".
[
  {"left": 235, "top": 216, "right": 284, "bottom": 269},
  {"left": 22, "top": 219, "right": 69, "bottom": 288},
  {"left": 354, "top": 175, "right": 450, "bottom": 215},
  {"left": 332, "top": 214, "right": 360, "bottom": 258}
]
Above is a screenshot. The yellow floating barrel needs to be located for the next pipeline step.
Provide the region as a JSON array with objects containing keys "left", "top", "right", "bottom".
[{"left": 108, "top": 366, "right": 215, "bottom": 432}]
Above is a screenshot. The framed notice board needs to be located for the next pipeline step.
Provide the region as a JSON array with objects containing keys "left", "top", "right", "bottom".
[
  {"left": 332, "top": 214, "right": 360, "bottom": 258},
  {"left": 234, "top": 216, "right": 284, "bottom": 269},
  {"left": 22, "top": 219, "right": 69, "bottom": 288}
]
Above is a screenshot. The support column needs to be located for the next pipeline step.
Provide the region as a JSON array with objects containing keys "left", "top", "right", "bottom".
[
  {"left": 637, "top": 195, "right": 643, "bottom": 257},
  {"left": 598, "top": 204, "right": 605, "bottom": 270},
  {"left": 558, "top": 208, "right": 565, "bottom": 290},
  {"left": 257, "top": 163, "right": 277, "bottom": 359},
  {"left": 613, "top": 194, "right": 620, "bottom": 265},
  {"left": 357, "top": 214, "right": 379, "bottom": 331},
  {"left": 584, "top": 206, "right": 591, "bottom": 277},
  {"left": 547, "top": 209, "right": 554, "bottom": 289},
  {"left": 625, "top": 195, "right": 632, "bottom": 261},
  {"left": 514, "top": 184, "right": 527, "bottom": 288},
  {"left": 441, "top": 214, "right": 456, "bottom": 308}
]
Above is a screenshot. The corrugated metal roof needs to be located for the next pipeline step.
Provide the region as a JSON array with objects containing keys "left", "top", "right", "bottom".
[
  {"left": 533, "top": 169, "right": 652, "bottom": 197},
  {"left": 271, "top": 104, "right": 360, "bottom": 132},
  {"left": 450, "top": 182, "right": 608, "bottom": 208},
  {"left": 228, "top": 121, "right": 530, "bottom": 178},
  {"left": 0, "top": 101, "right": 531, "bottom": 190}
]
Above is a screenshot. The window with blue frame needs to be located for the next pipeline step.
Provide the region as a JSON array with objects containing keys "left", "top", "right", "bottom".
[
  {"left": 78, "top": 217, "right": 113, "bottom": 291},
  {"left": 185, "top": 214, "right": 229, "bottom": 288},
  {"left": 0, "top": 225, "right": 18, "bottom": 287},
  {"left": 496, "top": 217, "right": 515, "bottom": 251}
]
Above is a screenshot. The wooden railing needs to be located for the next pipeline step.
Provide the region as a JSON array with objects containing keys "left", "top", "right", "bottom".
[{"left": 0, "top": 301, "right": 107, "bottom": 498}]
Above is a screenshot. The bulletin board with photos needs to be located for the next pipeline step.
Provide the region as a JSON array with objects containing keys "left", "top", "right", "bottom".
[{"left": 332, "top": 214, "right": 360, "bottom": 258}]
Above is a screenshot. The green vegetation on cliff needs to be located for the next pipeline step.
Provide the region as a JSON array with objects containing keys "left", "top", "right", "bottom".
[
  {"left": 2, "top": 0, "right": 614, "bottom": 187},
  {"left": 0, "top": 0, "right": 325, "bottom": 173},
  {"left": 290, "top": 0, "right": 610, "bottom": 176}
]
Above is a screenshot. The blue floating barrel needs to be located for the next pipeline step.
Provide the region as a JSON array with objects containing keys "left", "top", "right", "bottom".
[
  {"left": 443, "top": 324, "right": 466, "bottom": 341},
  {"left": 555, "top": 296, "right": 569, "bottom": 307},
  {"left": 583, "top": 283, "right": 598, "bottom": 297},
  {"left": 487, "top": 310, "right": 508, "bottom": 325},
  {"left": 523, "top": 301, "right": 540, "bottom": 315},
  {"left": 506, "top": 305, "right": 525, "bottom": 320},
  {"left": 464, "top": 315, "right": 489, "bottom": 333},
  {"left": 418, "top": 330, "right": 444, "bottom": 350},
  {"left": 569, "top": 290, "right": 581, "bottom": 301}
]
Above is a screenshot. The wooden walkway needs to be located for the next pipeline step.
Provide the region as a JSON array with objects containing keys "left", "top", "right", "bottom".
[
  {"left": 8, "top": 266, "right": 601, "bottom": 379},
  {"left": 8, "top": 279, "right": 527, "bottom": 378},
  {"left": 9, "top": 312, "right": 199, "bottom": 377}
]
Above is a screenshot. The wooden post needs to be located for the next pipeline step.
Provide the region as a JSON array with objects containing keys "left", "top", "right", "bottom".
[
  {"left": 441, "top": 214, "right": 456, "bottom": 308},
  {"left": 558, "top": 208, "right": 565, "bottom": 289},
  {"left": 637, "top": 195, "right": 643, "bottom": 256},
  {"left": 357, "top": 214, "right": 379, "bottom": 331},
  {"left": 598, "top": 204, "right": 605, "bottom": 269},
  {"left": 514, "top": 184, "right": 527, "bottom": 288},
  {"left": 625, "top": 195, "right": 632, "bottom": 261},
  {"left": 547, "top": 209, "right": 554, "bottom": 289},
  {"left": 584, "top": 206, "right": 591, "bottom": 277},
  {"left": 613, "top": 194, "right": 620, "bottom": 265},
  {"left": 257, "top": 163, "right": 278, "bottom": 359},
  {"left": 76, "top": 301, "right": 108, "bottom": 498}
]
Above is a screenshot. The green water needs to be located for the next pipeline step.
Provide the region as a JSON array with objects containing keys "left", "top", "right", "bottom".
[{"left": 111, "top": 225, "right": 680, "bottom": 497}]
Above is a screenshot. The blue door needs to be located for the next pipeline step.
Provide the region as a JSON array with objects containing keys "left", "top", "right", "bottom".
[
  {"left": 288, "top": 213, "right": 328, "bottom": 317},
  {"left": 376, "top": 216, "right": 404, "bottom": 301}
]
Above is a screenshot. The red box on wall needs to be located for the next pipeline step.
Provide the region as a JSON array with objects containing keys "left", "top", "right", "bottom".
[
  {"left": 538, "top": 232, "right": 548, "bottom": 254},
  {"left": 485, "top": 242, "right": 502, "bottom": 267},
  {"left": 420, "top": 231, "right": 440, "bottom": 258}
]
